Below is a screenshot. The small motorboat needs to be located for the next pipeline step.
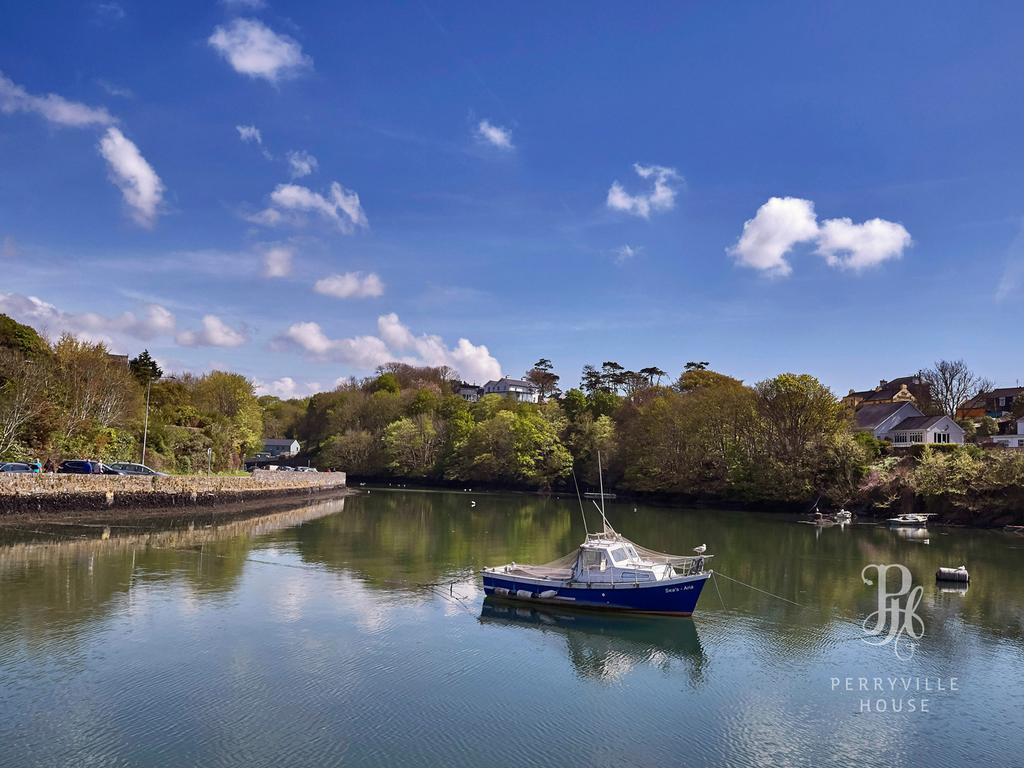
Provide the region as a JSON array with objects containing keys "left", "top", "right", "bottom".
[
  {"left": 481, "top": 528, "right": 712, "bottom": 616},
  {"left": 887, "top": 513, "right": 935, "bottom": 527},
  {"left": 834, "top": 508, "right": 852, "bottom": 522},
  {"left": 481, "top": 461, "right": 711, "bottom": 616}
]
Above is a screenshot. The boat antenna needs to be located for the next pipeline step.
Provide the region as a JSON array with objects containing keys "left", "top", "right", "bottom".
[
  {"left": 572, "top": 469, "right": 590, "bottom": 535},
  {"left": 597, "top": 450, "right": 612, "bottom": 534}
]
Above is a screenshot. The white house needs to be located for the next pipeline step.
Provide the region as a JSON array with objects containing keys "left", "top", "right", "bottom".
[
  {"left": 885, "top": 415, "right": 965, "bottom": 446},
  {"left": 853, "top": 402, "right": 964, "bottom": 445},
  {"left": 263, "top": 438, "right": 300, "bottom": 457},
  {"left": 481, "top": 377, "right": 540, "bottom": 403},
  {"left": 989, "top": 417, "right": 1024, "bottom": 448}
]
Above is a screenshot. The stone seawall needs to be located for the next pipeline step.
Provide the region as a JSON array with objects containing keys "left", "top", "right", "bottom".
[{"left": 0, "top": 471, "right": 347, "bottom": 516}]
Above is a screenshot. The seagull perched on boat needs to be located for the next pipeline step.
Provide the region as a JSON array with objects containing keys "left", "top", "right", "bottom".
[{"left": 693, "top": 544, "right": 707, "bottom": 555}]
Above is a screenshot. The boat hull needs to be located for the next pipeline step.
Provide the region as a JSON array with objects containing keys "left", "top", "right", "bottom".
[{"left": 481, "top": 572, "right": 710, "bottom": 616}]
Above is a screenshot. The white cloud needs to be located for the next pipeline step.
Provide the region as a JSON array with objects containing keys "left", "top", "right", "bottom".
[
  {"left": 606, "top": 163, "right": 680, "bottom": 219},
  {"left": 613, "top": 244, "right": 641, "bottom": 265},
  {"left": 176, "top": 315, "right": 247, "bottom": 347},
  {"left": 236, "top": 124, "right": 262, "bottom": 144},
  {"left": 314, "top": 272, "right": 383, "bottom": 299},
  {"left": 98, "top": 127, "right": 164, "bottom": 227},
  {"left": 93, "top": 2, "right": 125, "bottom": 23},
  {"left": 254, "top": 376, "right": 322, "bottom": 399},
  {"left": 208, "top": 19, "right": 312, "bottom": 83},
  {"left": 287, "top": 149, "right": 318, "bottom": 178},
  {"left": 815, "top": 217, "right": 912, "bottom": 271},
  {"left": 475, "top": 119, "right": 514, "bottom": 150},
  {"left": 274, "top": 313, "right": 501, "bottom": 382},
  {"left": 0, "top": 71, "right": 115, "bottom": 127},
  {"left": 263, "top": 246, "right": 293, "bottom": 278},
  {"left": 729, "top": 197, "right": 819, "bottom": 277},
  {"left": 0, "top": 292, "right": 175, "bottom": 344},
  {"left": 96, "top": 79, "right": 133, "bottom": 98},
  {"left": 252, "top": 181, "right": 368, "bottom": 232},
  {"left": 729, "top": 196, "right": 912, "bottom": 277}
]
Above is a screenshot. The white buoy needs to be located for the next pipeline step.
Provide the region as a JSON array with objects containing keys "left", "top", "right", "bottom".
[
  {"left": 936, "top": 565, "right": 969, "bottom": 583},
  {"left": 538, "top": 590, "right": 557, "bottom": 599}
]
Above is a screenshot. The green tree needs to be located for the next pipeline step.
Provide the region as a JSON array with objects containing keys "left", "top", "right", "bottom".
[
  {"left": 0, "top": 314, "right": 49, "bottom": 358},
  {"left": 368, "top": 372, "right": 401, "bottom": 394},
  {"left": 129, "top": 349, "right": 163, "bottom": 385},
  {"left": 193, "top": 371, "right": 263, "bottom": 467},
  {"left": 525, "top": 358, "right": 561, "bottom": 400},
  {"left": 383, "top": 415, "right": 441, "bottom": 476}
]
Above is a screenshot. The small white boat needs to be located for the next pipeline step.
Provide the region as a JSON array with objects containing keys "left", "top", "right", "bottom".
[
  {"left": 887, "top": 513, "right": 935, "bottom": 527},
  {"left": 834, "top": 509, "right": 852, "bottom": 522}
]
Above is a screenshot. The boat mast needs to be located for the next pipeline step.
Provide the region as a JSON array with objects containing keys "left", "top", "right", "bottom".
[{"left": 597, "top": 451, "right": 611, "bottom": 534}]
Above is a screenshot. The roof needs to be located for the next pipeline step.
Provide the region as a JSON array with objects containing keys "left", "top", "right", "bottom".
[
  {"left": 854, "top": 402, "right": 914, "bottom": 430},
  {"left": 264, "top": 438, "right": 299, "bottom": 446},
  {"left": 890, "top": 415, "right": 947, "bottom": 431},
  {"left": 485, "top": 377, "right": 538, "bottom": 390}
]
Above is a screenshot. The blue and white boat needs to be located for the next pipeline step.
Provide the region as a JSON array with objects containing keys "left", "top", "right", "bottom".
[
  {"left": 482, "top": 476, "right": 712, "bottom": 616},
  {"left": 481, "top": 530, "right": 711, "bottom": 616}
]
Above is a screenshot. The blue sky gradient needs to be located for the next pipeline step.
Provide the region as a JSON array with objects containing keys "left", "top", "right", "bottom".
[{"left": 2, "top": 1, "right": 1022, "bottom": 397}]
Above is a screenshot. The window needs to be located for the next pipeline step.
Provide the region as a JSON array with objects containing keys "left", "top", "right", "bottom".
[
  {"left": 910, "top": 433, "right": 924, "bottom": 443},
  {"left": 893, "top": 433, "right": 908, "bottom": 444},
  {"left": 608, "top": 547, "right": 627, "bottom": 563},
  {"left": 934, "top": 432, "right": 950, "bottom": 444}
]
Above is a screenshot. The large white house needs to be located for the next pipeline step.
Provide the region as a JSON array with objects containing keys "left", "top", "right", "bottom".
[
  {"left": 262, "top": 438, "right": 300, "bottom": 457},
  {"left": 853, "top": 402, "right": 965, "bottom": 445},
  {"left": 481, "top": 377, "right": 540, "bottom": 403}
]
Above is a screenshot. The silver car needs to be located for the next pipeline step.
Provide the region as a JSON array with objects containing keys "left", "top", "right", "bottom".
[
  {"left": 0, "top": 462, "right": 35, "bottom": 473},
  {"left": 107, "top": 462, "right": 168, "bottom": 477}
]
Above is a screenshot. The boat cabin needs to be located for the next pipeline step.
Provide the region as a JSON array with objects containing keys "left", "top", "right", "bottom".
[{"left": 571, "top": 537, "right": 677, "bottom": 584}]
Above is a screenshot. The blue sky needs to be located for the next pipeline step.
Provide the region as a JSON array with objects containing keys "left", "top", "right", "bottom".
[{"left": 2, "top": 1, "right": 1022, "bottom": 398}]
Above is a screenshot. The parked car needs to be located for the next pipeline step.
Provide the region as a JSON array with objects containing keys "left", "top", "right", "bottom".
[
  {"left": 57, "top": 460, "right": 125, "bottom": 475},
  {"left": 107, "top": 462, "right": 168, "bottom": 477},
  {"left": 0, "top": 462, "right": 34, "bottom": 473},
  {"left": 296, "top": 466, "right": 318, "bottom": 473}
]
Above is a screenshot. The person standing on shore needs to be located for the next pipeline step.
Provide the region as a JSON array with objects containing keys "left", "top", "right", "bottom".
[
  {"left": 43, "top": 458, "right": 55, "bottom": 473},
  {"left": 31, "top": 458, "right": 42, "bottom": 473}
]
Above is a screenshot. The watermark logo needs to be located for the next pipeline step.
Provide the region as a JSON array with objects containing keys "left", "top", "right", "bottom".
[{"left": 861, "top": 563, "right": 924, "bottom": 660}]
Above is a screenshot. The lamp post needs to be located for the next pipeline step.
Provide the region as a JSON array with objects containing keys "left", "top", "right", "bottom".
[
  {"left": 207, "top": 447, "right": 212, "bottom": 475},
  {"left": 141, "top": 375, "right": 174, "bottom": 467},
  {"left": 140, "top": 377, "right": 153, "bottom": 466}
]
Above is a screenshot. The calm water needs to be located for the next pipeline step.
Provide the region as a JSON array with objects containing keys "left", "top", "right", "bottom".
[{"left": 1, "top": 490, "right": 1023, "bottom": 767}]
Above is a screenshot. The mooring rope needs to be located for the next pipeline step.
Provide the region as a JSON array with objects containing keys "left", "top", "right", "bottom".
[{"left": 713, "top": 569, "right": 804, "bottom": 608}]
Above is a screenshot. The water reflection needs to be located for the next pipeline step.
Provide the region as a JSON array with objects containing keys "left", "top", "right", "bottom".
[{"left": 479, "top": 598, "right": 707, "bottom": 683}]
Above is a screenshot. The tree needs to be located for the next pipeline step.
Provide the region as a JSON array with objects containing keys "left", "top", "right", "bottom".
[
  {"left": 525, "top": 358, "right": 561, "bottom": 400},
  {"left": 685, "top": 361, "right": 709, "bottom": 372},
  {"left": 383, "top": 415, "right": 441, "bottom": 476},
  {"left": 561, "top": 388, "right": 588, "bottom": 422},
  {"left": 50, "top": 335, "right": 140, "bottom": 447},
  {"left": 754, "top": 373, "right": 845, "bottom": 463},
  {"left": 0, "top": 314, "right": 49, "bottom": 358},
  {"left": 368, "top": 372, "right": 400, "bottom": 394},
  {"left": 638, "top": 367, "right": 667, "bottom": 386},
  {"left": 193, "top": 371, "right": 263, "bottom": 467},
  {"left": 129, "top": 349, "right": 163, "bottom": 385},
  {"left": 0, "top": 348, "right": 52, "bottom": 458},
  {"left": 920, "top": 360, "right": 993, "bottom": 418}
]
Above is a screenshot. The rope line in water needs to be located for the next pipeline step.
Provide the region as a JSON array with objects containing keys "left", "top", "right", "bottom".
[{"left": 713, "top": 570, "right": 804, "bottom": 608}]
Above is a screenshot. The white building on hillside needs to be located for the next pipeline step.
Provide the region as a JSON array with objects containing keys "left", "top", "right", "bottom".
[
  {"left": 853, "top": 402, "right": 965, "bottom": 445},
  {"left": 482, "top": 377, "right": 540, "bottom": 403}
]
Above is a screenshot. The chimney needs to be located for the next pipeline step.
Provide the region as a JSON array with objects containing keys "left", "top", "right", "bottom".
[{"left": 878, "top": 379, "right": 888, "bottom": 389}]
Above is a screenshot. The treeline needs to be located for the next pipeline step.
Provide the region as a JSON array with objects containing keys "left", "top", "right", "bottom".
[
  {"left": 0, "top": 315, "right": 262, "bottom": 471},
  {"left": 264, "top": 361, "right": 875, "bottom": 504},
  {"left": 4, "top": 312, "right": 1021, "bottom": 518}
]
